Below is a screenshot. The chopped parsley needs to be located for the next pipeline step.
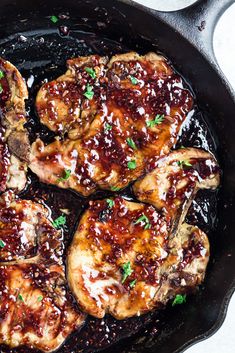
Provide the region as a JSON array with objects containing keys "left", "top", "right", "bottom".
[
  {"left": 105, "top": 123, "right": 112, "bottom": 131},
  {"left": 121, "top": 261, "right": 133, "bottom": 283},
  {"left": 172, "top": 294, "right": 186, "bottom": 306},
  {"left": 18, "top": 294, "right": 24, "bottom": 302},
  {"left": 126, "top": 137, "right": 137, "bottom": 150},
  {"left": 110, "top": 186, "right": 120, "bottom": 191},
  {"left": 85, "top": 67, "right": 96, "bottom": 79},
  {"left": 0, "top": 239, "right": 5, "bottom": 248},
  {"left": 127, "top": 160, "right": 136, "bottom": 170},
  {"left": 52, "top": 215, "right": 66, "bottom": 229},
  {"left": 177, "top": 160, "right": 192, "bottom": 168},
  {"left": 130, "top": 75, "right": 138, "bottom": 85},
  {"left": 146, "top": 114, "right": 164, "bottom": 128},
  {"left": 37, "top": 295, "right": 43, "bottom": 302},
  {"left": 0, "top": 70, "right": 4, "bottom": 79},
  {"left": 84, "top": 84, "right": 94, "bottom": 100},
  {"left": 134, "top": 214, "right": 151, "bottom": 230},
  {"left": 0, "top": 83, "right": 3, "bottom": 94},
  {"left": 57, "top": 169, "right": 71, "bottom": 182},
  {"left": 129, "top": 279, "right": 137, "bottom": 288},
  {"left": 106, "top": 198, "right": 114, "bottom": 208},
  {"left": 50, "top": 15, "right": 59, "bottom": 23}
]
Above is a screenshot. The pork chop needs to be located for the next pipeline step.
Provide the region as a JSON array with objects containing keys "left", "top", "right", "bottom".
[
  {"left": 67, "top": 197, "right": 209, "bottom": 320},
  {"left": 30, "top": 52, "right": 194, "bottom": 196},
  {"left": 0, "top": 191, "right": 84, "bottom": 352},
  {"left": 133, "top": 147, "right": 220, "bottom": 232},
  {"left": 0, "top": 58, "right": 30, "bottom": 192}
]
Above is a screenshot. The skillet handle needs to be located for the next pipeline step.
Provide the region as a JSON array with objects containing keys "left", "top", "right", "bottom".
[{"left": 151, "top": 0, "right": 234, "bottom": 66}]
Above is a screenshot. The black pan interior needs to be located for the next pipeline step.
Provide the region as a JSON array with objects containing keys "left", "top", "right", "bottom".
[{"left": 0, "top": 1, "right": 235, "bottom": 353}]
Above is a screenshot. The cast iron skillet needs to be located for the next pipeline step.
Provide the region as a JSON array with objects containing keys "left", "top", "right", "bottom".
[{"left": 0, "top": 0, "right": 235, "bottom": 353}]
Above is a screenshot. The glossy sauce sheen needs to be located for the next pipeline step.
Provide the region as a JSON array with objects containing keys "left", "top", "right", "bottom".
[{"left": 0, "top": 29, "right": 218, "bottom": 353}]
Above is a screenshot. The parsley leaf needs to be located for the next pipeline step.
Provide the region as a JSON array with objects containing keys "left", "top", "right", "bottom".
[
  {"left": 126, "top": 138, "right": 137, "bottom": 150},
  {"left": 172, "top": 294, "right": 186, "bottom": 306},
  {"left": 106, "top": 198, "right": 114, "bottom": 208},
  {"left": 85, "top": 67, "right": 96, "bottom": 79},
  {"left": 146, "top": 114, "right": 164, "bottom": 128},
  {"left": 84, "top": 84, "right": 94, "bottom": 100},
  {"left": 129, "top": 279, "right": 137, "bottom": 288},
  {"left": 127, "top": 160, "right": 136, "bottom": 170},
  {"left": 0, "top": 70, "right": 4, "bottom": 79},
  {"left": 52, "top": 215, "right": 66, "bottom": 229},
  {"left": 50, "top": 15, "right": 59, "bottom": 23},
  {"left": 110, "top": 186, "right": 120, "bottom": 191},
  {"left": 37, "top": 295, "right": 43, "bottom": 302},
  {"left": 18, "top": 294, "right": 24, "bottom": 302},
  {"left": 130, "top": 76, "right": 138, "bottom": 85},
  {"left": 134, "top": 214, "right": 151, "bottom": 230},
  {"left": 0, "top": 239, "right": 5, "bottom": 248},
  {"left": 57, "top": 169, "right": 71, "bottom": 182},
  {"left": 177, "top": 160, "right": 192, "bottom": 168},
  {"left": 122, "top": 261, "right": 133, "bottom": 283},
  {"left": 105, "top": 123, "right": 112, "bottom": 131},
  {"left": 0, "top": 83, "right": 3, "bottom": 94}
]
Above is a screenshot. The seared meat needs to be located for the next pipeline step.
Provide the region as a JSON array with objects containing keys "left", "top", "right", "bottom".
[
  {"left": 0, "top": 191, "right": 84, "bottom": 352},
  {"left": 67, "top": 197, "right": 209, "bottom": 319},
  {"left": 30, "top": 52, "right": 194, "bottom": 196},
  {"left": 133, "top": 148, "right": 220, "bottom": 232},
  {"left": 0, "top": 58, "right": 30, "bottom": 192}
]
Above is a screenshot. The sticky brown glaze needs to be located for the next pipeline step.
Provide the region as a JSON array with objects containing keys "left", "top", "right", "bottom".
[
  {"left": 0, "top": 58, "right": 30, "bottom": 193},
  {"left": 30, "top": 52, "right": 194, "bottom": 196},
  {"left": 0, "top": 263, "right": 84, "bottom": 352},
  {"left": 67, "top": 197, "right": 209, "bottom": 320},
  {"left": 36, "top": 55, "right": 108, "bottom": 138},
  {"left": 0, "top": 191, "right": 62, "bottom": 262},
  {"left": 0, "top": 191, "right": 85, "bottom": 352},
  {"left": 133, "top": 147, "right": 220, "bottom": 233}
]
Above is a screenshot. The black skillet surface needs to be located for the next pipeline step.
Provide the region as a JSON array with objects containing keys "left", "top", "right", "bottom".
[{"left": 0, "top": 0, "right": 235, "bottom": 352}]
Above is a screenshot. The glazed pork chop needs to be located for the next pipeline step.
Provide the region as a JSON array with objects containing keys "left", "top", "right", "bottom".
[
  {"left": 133, "top": 147, "right": 220, "bottom": 232},
  {"left": 0, "top": 58, "right": 30, "bottom": 192},
  {"left": 67, "top": 148, "right": 219, "bottom": 319},
  {"left": 0, "top": 191, "right": 84, "bottom": 352},
  {"left": 30, "top": 52, "right": 194, "bottom": 196},
  {"left": 67, "top": 198, "right": 209, "bottom": 320}
]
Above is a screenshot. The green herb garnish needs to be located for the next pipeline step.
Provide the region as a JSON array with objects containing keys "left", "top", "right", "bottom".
[
  {"left": 0, "top": 239, "right": 5, "bottom": 248},
  {"left": 50, "top": 15, "right": 59, "bottom": 23},
  {"left": 126, "top": 138, "right": 137, "bottom": 150},
  {"left": 134, "top": 214, "right": 151, "bottom": 230},
  {"left": 146, "top": 114, "right": 164, "bottom": 128},
  {"left": 105, "top": 123, "right": 112, "bottom": 131},
  {"left": 57, "top": 169, "right": 71, "bottom": 183},
  {"left": 106, "top": 199, "right": 114, "bottom": 208},
  {"left": 84, "top": 84, "right": 94, "bottom": 100},
  {"left": 52, "top": 215, "right": 66, "bottom": 229},
  {"left": 130, "top": 76, "right": 138, "bottom": 85},
  {"left": 85, "top": 67, "right": 96, "bottom": 79},
  {"left": 129, "top": 279, "right": 137, "bottom": 288},
  {"left": 122, "top": 261, "right": 133, "bottom": 283},
  {"left": 177, "top": 160, "right": 192, "bottom": 168},
  {"left": 0, "top": 84, "right": 3, "bottom": 94},
  {"left": 0, "top": 70, "right": 4, "bottom": 79},
  {"left": 18, "top": 294, "right": 24, "bottom": 302},
  {"left": 172, "top": 294, "right": 186, "bottom": 306},
  {"left": 127, "top": 160, "right": 136, "bottom": 170},
  {"left": 37, "top": 295, "right": 43, "bottom": 302},
  {"left": 110, "top": 186, "right": 120, "bottom": 191}
]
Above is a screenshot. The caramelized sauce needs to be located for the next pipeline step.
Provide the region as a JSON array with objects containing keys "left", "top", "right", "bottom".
[{"left": 0, "top": 28, "right": 218, "bottom": 353}]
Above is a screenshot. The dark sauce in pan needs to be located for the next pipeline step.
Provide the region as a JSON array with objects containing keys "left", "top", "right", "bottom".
[{"left": 0, "top": 28, "right": 218, "bottom": 353}]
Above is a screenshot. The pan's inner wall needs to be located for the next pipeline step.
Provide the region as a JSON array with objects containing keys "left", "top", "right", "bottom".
[{"left": 0, "top": 1, "right": 234, "bottom": 353}]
